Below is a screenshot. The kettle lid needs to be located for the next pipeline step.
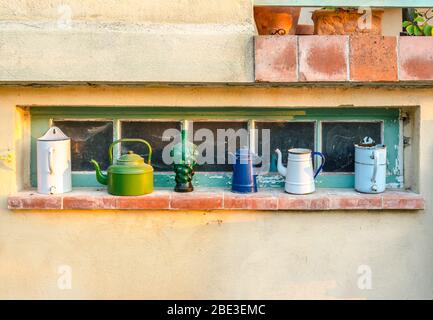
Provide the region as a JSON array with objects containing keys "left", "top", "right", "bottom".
[
  {"left": 116, "top": 151, "right": 147, "bottom": 166},
  {"left": 357, "top": 136, "right": 376, "bottom": 148},
  {"left": 236, "top": 146, "right": 253, "bottom": 156},
  {"left": 38, "top": 126, "right": 69, "bottom": 141},
  {"left": 110, "top": 151, "right": 153, "bottom": 174}
]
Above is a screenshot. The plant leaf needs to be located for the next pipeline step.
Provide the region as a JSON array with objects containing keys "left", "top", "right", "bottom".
[
  {"left": 414, "top": 16, "right": 425, "bottom": 23},
  {"left": 424, "top": 25, "right": 433, "bottom": 36},
  {"left": 414, "top": 26, "right": 423, "bottom": 36},
  {"left": 406, "top": 25, "right": 415, "bottom": 35},
  {"left": 402, "top": 21, "right": 412, "bottom": 28}
]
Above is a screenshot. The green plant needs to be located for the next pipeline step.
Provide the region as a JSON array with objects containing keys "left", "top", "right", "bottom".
[
  {"left": 321, "top": 7, "right": 358, "bottom": 12},
  {"left": 403, "top": 9, "right": 433, "bottom": 36}
]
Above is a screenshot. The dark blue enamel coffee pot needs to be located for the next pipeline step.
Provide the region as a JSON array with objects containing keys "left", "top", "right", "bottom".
[{"left": 231, "top": 147, "right": 258, "bottom": 193}]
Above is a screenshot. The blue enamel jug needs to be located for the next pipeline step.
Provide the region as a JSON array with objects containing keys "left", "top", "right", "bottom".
[{"left": 231, "top": 147, "right": 258, "bottom": 193}]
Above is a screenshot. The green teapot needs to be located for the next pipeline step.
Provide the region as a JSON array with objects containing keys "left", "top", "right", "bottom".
[{"left": 90, "top": 139, "right": 153, "bottom": 196}]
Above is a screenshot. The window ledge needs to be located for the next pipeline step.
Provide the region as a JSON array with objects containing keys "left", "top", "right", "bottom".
[{"left": 7, "top": 188, "right": 424, "bottom": 211}]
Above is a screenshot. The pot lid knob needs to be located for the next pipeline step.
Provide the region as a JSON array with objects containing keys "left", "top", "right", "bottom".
[
  {"left": 359, "top": 136, "right": 375, "bottom": 147},
  {"left": 117, "top": 151, "right": 145, "bottom": 165}
]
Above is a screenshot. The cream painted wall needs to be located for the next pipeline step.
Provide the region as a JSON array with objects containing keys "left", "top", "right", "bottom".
[
  {"left": 0, "top": 86, "right": 432, "bottom": 299},
  {"left": 0, "top": 0, "right": 255, "bottom": 83},
  {"left": 0, "top": 0, "right": 253, "bottom": 24},
  {"left": 0, "top": 0, "right": 430, "bottom": 301}
]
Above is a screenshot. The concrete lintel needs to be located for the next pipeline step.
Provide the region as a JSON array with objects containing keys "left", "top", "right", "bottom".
[{"left": 0, "top": 27, "right": 255, "bottom": 83}]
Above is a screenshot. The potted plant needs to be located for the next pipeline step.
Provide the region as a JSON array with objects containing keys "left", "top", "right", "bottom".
[
  {"left": 402, "top": 9, "right": 433, "bottom": 36},
  {"left": 312, "top": 7, "right": 384, "bottom": 35},
  {"left": 254, "top": 6, "right": 301, "bottom": 35}
]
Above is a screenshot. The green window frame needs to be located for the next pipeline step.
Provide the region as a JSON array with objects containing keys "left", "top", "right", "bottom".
[{"left": 30, "top": 107, "right": 402, "bottom": 189}]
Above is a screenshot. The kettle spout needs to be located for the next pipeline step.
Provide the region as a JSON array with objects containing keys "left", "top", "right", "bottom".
[
  {"left": 90, "top": 159, "right": 108, "bottom": 185},
  {"left": 275, "top": 149, "right": 287, "bottom": 177}
]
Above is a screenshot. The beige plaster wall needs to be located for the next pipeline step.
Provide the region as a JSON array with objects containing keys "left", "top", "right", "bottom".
[
  {"left": 0, "top": 0, "right": 255, "bottom": 83},
  {"left": 0, "top": 0, "right": 253, "bottom": 24},
  {"left": 0, "top": 86, "right": 432, "bottom": 299}
]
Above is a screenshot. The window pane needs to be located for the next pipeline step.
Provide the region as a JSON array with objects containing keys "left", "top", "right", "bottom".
[
  {"left": 53, "top": 120, "right": 113, "bottom": 171},
  {"left": 321, "top": 121, "right": 382, "bottom": 173},
  {"left": 256, "top": 122, "right": 315, "bottom": 172},
  {"left": 121, "top": 121, "right": 181, "bottom": 172},
  {"left": 193, "top": 121, "right": 248, "bottom": 172}
]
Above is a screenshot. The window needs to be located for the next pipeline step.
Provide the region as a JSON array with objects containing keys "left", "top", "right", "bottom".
[
  {"left": 30, "top": 107, "right": 402, "bottom": 189},
  {"left": 120, "top": 121, "right": 181, "bottom": 171},
  {"left": 193, "top": 121, "right": 248, "bottom": 172},
  {"left": 256, "top": 121, "right": 315, "bottom": 172},
  {"left": 53, "top": 120, "right": 113, "bottom": 171},
  {"left": 321, "top": 121, "right": 382, "bottom": 173}
]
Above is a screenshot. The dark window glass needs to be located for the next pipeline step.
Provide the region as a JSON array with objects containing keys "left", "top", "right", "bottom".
[
  {"left": 321, "top": 121, "right": 382, "bottom": 172},
  {"left": 121, "top": 121, "right": 181, "bottom": 172},
  {"left": 193, "top": 121, "right": 248, "bottom": 172},
  {"left": 53, "top": 120, "right": 113, "bottom": 171},
  {"left": 256, "top": 122, "right": 315, "bottom": 172}
]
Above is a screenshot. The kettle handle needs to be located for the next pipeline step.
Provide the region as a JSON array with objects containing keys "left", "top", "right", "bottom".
[
  {"left": 312, "top": 152, "right": 325, "bottom": 179},
  {"left": 108, "top": 139, "right": 152, "bottom": 165}
]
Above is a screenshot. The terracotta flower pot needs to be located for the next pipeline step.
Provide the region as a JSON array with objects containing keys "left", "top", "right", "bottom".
[
  {"left": 312, "top": 9, "right": 384, "bottom": 35},
  {"left": 254, "top": 6, "right": 301, "bottom": 36}
]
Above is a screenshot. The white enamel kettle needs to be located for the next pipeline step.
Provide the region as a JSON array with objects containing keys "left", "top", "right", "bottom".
[
  {"left": 275, "top": 148, "right": 325, "bottom": 194},
  {"left": 37, "top": 126, "right": 72, "bottom": 194}
]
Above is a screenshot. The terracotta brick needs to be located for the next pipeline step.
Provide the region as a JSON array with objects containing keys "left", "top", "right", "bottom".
[
  {"left": 277, "top": 193, "right": 330, "bottom": 210},
  {"left": 296, "top": 24, "right": 314, "bottom": 35},
  {"left": 224, "top": 191, "right": 278, "bottom": 210},
  {"left": 383, "top": 192, "right": 425, "bottom": 210},
  {"left": 399, "top": 37, "right": 433, "bottom": 81},
  {"left": 329, "top": 194, "right": 382, "bottom": 210},
  {"left": 350, "top": 36, "right": 398, "bottom": 82},
  {"left": 171, "top": 191, "right": 223, "bottom": 210},
  {"left": 8, "top": 193, "right": 61, "bottom": 210},
  {"left": 7, "top": 189, "right": 424, "bottom": 211},
  {"left": 117, "top": 192, "right": 170, "bottom": 210},
  {"left": 299, "top": 35, "right": 348, "bottom": 82},
  {"left": 255, "top": 36, "right": 298, "bottom": 82},
  {"left": 63, "top": 195, "right": 117, "bottom": 210}
]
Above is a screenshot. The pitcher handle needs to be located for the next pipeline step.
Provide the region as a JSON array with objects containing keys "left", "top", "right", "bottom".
[
  {"left": 108, "top": 139, "right": 152, "bottom": 165},
  {"left": 48, "top": 147, "right": 55, "bottom": 175},
  {"left": 312, "top": 152, "right": 325, "bottom": 179}
]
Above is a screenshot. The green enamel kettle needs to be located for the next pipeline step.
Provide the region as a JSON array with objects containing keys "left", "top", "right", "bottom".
[{"left": 90, "top": 139, "right": 153, "bottom": 196}]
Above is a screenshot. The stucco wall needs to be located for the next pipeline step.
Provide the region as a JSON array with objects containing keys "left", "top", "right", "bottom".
[
  {"left": 0, "top": 86, "right": 432, "bottom": 299},
  {"left": 0, "top": 0, "right": 255, "bottom": 83},
  {"left": 0, "top": 0, "right": 253, "bottom": 24},
  {"left": 0, "top": 0, "right": 431, "bottom": 300}
]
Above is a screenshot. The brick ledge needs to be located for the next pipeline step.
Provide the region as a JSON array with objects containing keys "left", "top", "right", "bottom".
[
  {"left": 7, "top": 189, "right": 424, "bottom": 211},
  {"left": 255, "top": 36, "right": 433, "bottom": 83}
]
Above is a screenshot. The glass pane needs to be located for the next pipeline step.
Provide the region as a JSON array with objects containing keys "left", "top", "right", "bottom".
[
  {"left": 53, "top": 120, "right": 113, "bottom": 171},
  {"left": 256, "top": 122, "right": 315, "bottom": 173},
  {"left": 321, "top": 121, "right": 382, "bottom": 173},
  {"left": 192, "top": 121, "right": 248, "bottom": 172},
  {"left": 121, "top": 121, "right": 181, "bottom": 172}
]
